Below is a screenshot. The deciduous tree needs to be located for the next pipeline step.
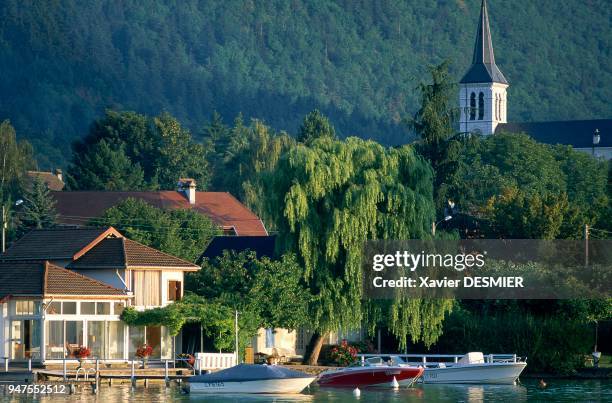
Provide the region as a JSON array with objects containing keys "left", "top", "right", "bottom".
[
  {"left": 93, "top": 198, "right": 218, "bottom": 262},
  {"left": 262, "top": 136, "right": 452, "bottom": 363}
]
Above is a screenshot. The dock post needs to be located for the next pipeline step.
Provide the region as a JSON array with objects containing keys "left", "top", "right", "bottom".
[
  {"left": 131, "top": 359, "right": 136, "bottom": 387},
  {"left": 4, "top": 357, "right": 8, "bottom": 372},
  {"left": 95, "top": 359, "right": 100, "bottom": 391},
  {"left": 63, "top": 358, "right": 67, "bottom": 381},
  {"left": 164, "top": 360, "right": 169, "bottom": 386},
  {"left": 28, "top": 358, "right": 32, "bottom": 372}
]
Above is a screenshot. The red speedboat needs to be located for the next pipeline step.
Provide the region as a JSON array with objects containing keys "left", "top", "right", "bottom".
[{"left": 318, "top": 357, "right": 424, "bottom": 388}]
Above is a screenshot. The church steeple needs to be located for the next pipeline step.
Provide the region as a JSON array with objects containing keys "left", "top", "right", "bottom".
[
  {"left": 460, "top": 0, "right": 508, "bottom": 85},
  {"left": 458, "top": 0, "right": 509, "bottom": 136}
]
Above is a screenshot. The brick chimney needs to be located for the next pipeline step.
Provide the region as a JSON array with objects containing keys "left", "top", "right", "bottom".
[
  {"left": 177, "top": 178, "right": 197, "bottom": 204},
  {"left": 54, "top": 168, "right": 63, "bottom": 182}
]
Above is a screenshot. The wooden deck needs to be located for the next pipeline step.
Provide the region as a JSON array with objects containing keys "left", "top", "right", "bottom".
[{"left": 36, "top": 370, "right": 192, "bottom": 381}]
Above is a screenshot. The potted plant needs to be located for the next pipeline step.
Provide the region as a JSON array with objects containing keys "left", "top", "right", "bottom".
[
  {"left": 74, "top": 346, "right": 91, "bottom": 369},
  {"left": 136, "top": 344, "right": 153, "bottom": 368}
]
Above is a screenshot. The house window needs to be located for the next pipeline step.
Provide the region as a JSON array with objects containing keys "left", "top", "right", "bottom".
[
  {"left": 46, "top": 301, "right": 77, "bottom": 315},
  {"left": 63, "top": 302, "right": 77, "bottom": 315},
  {"left": 265, "top": 328, "right": 274, "bottom": 348},
  {"left": 168, "top": 281, "right": 182, "bottom": 302},
  {"left": 88, "top": 321, "right": 106, "bottom": 358},
  {"left": 96, "top": 302, "right": 111, "bottom": 315},
  {"left": 133, "top": 270, "right": 161, "bottom": 307},
  {"left": 14, "top": 300, "right": 41, "bottom": 316},
  {"left": 128, "top": 325, "right": 169, "bottom": 359},
  {"left": 65, "top": 321, "right": 83, "bottom": 358},
  {"left": 108, "top": 321, "right": 125, "bottom": 359},
  {"left": 129, "top": 326, "right": 146, "bottom": 358},
  {"left": 469, "top": 92, "right": 476, "bottom": 120},
  {"left": 47, "top": 302, "right": 62, "bottom": 315},
  {"left": 478, "top": 92, "right": 485, "bottom": 120},
  {"left": 81, "top": 302, "right": 96, "bottom": 315},
  {"left": 45, "top": 321, "right": 64, "bottom": 359},
  {"left": 296, "top": 328, "right": 307, "bottom": 352},
  {"left": 114, "top": 302, "right": 125, "bottom": 316}
]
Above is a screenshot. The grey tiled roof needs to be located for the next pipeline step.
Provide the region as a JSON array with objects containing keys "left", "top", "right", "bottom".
[
  {"left": 496, "top": 119, "right": 612, "bottom": 148},
  {"left": 1, "top": 227, "right": 113, "bottom": 260},
  {"left": 69, "top": 237, "right": 199, "bottom": 270}
]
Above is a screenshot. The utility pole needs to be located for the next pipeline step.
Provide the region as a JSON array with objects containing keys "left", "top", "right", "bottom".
[
  {"left": 584, "top": 224, "right": 589, "bottom": 267},
  {"left": 1, "top": 205, "right": 6, "bottom": 253},
  {"left": 235, "top": 310, "right": 239, "bottom": 364}
]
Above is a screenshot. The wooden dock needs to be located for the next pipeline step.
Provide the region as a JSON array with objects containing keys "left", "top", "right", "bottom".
[{"left": 37, "top": 370, "right": 192, "bottom": 381}]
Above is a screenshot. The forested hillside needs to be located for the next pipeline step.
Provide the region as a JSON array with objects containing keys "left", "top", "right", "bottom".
[{"left": 0, "top": 0, "right": 610, "bottom": 167}]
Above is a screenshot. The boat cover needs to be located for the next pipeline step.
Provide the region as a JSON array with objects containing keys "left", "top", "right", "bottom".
[{"left": 190, "top": 364, "right": 313, "bottom": 383}]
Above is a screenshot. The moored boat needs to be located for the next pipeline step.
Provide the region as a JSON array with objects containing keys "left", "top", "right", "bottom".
[
  {"left": 419, "top": 352, "right": 527, "bottom": 384},
  {"left": 187, "top": 364, "right": 316, "bottom": 394},
  {"left": 366, "top": 352, "right": 527, "bottom": 385},
  {"left": 317, "top": 357, "right": 424, "bottom": 388}
]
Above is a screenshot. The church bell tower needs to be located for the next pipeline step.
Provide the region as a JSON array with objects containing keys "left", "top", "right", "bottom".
[{"left": 459, "top": 0, "right": 508, "bottom": 135}]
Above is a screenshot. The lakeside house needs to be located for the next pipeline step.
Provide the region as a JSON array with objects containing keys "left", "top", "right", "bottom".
[{"left": 0, "top": 226, "right": 199, "bottom": 364}]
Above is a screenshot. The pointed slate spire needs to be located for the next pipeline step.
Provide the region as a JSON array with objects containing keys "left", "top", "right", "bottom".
[
  {"left": 460, "top": 0, "right": 508, "bottom": 84},
  {"left": 472, "top": 0, "right": 495, "bottom": 65}
]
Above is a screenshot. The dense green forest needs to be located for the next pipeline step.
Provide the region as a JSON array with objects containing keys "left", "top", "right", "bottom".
[{"left": 0, "top": 0, "right": 610, "bottom": 168}]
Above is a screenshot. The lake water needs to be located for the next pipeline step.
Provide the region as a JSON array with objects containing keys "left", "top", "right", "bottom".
[{"left": 1, "top": 379, "right": 610, "bottom": 402}]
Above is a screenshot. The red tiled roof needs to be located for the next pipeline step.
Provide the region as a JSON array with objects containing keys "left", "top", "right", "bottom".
[
  {"left": 0, "top": 261, "right": 128, "bottom": 298},
  {"left": 26, "top": 171, "right": 65, "bottom": 191},
  {"left": 69, "top": 237, "right": 199, "bottom": 270},
  {"left": 44, "top": 262, "right": 128, "bottom": 296},
  {"left": 51, "top": 191, "right": 268, "bottom": 236}
]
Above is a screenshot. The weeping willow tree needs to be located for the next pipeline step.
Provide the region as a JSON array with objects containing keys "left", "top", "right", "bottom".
[{"left": 262, "top": 136, "right": 453, "bottom": 363}]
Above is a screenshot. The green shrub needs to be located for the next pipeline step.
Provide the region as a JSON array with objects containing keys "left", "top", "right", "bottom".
[{"left": 435, "top": 307, "right": 592, "bottom": 374}]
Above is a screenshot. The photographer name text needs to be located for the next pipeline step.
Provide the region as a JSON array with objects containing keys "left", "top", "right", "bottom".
[{"left": 372, "top": 276, "right": 524, "bottom": 288}]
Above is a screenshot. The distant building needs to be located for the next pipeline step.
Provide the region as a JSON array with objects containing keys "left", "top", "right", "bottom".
[
  {"left": 459, "top": 0, "right": 611, "bottom": 159},
  {"left": 26, "top": 169, "right": 65, "bottom": 191},
  {"left": 198, "top": 235, "right": 276, "bottom": 264},
  {"left": 51, "top": 178, "right": 268, "bottom": 236}
]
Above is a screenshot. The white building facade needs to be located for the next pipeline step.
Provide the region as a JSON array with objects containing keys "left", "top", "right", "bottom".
[{"left": 458, "top": 0, "right": 508, "bottom": 136}]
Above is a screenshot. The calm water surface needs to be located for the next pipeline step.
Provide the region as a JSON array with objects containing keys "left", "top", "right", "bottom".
[{"left": 1, "top": 380, "right": 610, "bottom": 402}]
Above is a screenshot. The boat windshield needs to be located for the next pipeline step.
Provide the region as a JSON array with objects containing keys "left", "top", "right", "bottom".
[
  {"left": 389, "top": 355, "right": 408, "bottom": 365},
  {"left": 364, "top": 357, "right": 385, "bottom": 366}
]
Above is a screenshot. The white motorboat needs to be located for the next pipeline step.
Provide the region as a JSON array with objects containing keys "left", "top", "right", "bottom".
[
  {"left": 358, "top": 352, "right": 526, "bottom": 385},
  {"left": 187, "top": 364, "right": 316, "bottom": 394}
]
